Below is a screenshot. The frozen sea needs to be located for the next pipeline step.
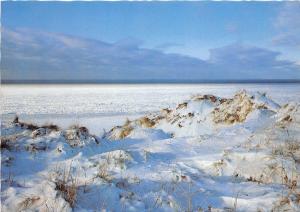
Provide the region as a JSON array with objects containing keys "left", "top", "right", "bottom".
[{"left": 1, "top": 83, "right": 300, "bottom": 135}]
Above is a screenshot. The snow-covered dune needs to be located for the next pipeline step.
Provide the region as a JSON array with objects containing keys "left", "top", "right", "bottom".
[{"left": 1, "top": 90, "right": 300, "bottom": 211}]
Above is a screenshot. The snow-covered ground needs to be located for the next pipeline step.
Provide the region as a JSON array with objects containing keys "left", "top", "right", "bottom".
[
  {"left": 1, "top": 84, "right": 300, "bottom": 211},
  {"left": 2, "top": 84, "right": 300, "bottom": 134}
]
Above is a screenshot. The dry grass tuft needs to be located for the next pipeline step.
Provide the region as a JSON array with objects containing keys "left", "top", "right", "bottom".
[
  {"left": 13, "top": 116, "right": 39, "bottom": 131},
  {"left": 187, "top": 112, "right": 194, "bottom": 118},
  {"left": 18, "top": 196, "right": 41, "bottom": 211},
  {"left": 256, "top": 104, "right": 268, "bottom": 110},
  {"left": 13, "top": 116, "right": 60, "bottom": 138},
  {"left": 31, "top": 126, "right": 60, "bottom": 138},
  {"left": 271, "top": 139, "right": 300, "bottom": 160},
  {"left": 53, "top": 167, "right": 78, "bottom": 208},
  {"left": 55, "top": 179, "right": 77, "bottom": 208},
  {"left": 282, "top": 115, "right": 293, "bottom": 122},
  {"left": 12, "top": 116, "right": 19, "bottom": 124},
  {"left": 161, "top": 108, "right": 172, "bottom": 115},
  {"left": 193, "top": 94, "right": 218, "bottom": 103},
  {"left": 176, "top": 102, "right": 188, "bottom": 110},
  {"left": 277, "top": 115, "right": 293, "bottom": 129},
  {"left": 95, "top": 162, "right": 113, "bottom": 183},
  {"left": 41, "top": 124, "right": 60, "bottom": 131},
  {"left": 246, "top": 176, "right": 263, "bottom": 184},
  {"left": 1, "top": 135, "right": 19, "bottom": 151},
  {"left": 23, "top": 123, "right": 39, "bottom": 131},
  {"left": 1, "top": 137, "right": 13, "bottom": 150},
  {"left": 212, "top": 91, "right": 254, "bottom": 124},
  {"left": 63, "top": 125, "right": 99, "bottom": 146},
  {"left": 107, "top": 125, "right": 133, "bottom": 140},
  {"left": 119, "top": 125, "right": 133, "bottom": 139},
  {"left": 212, "top": 159, "right": 226, "bottom": 175},
  {"left": 137, "top": 117, "right": 156, "bottom": 128},
  {"left": 25, "top": 142, "right": 48, "bottom": 153}
]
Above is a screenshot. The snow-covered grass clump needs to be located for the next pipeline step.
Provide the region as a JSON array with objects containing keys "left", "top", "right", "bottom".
[{"left": 1, "top": 90, "right": 300, "bottom": 211}]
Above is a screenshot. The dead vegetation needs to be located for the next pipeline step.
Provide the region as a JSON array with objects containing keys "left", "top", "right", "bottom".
[
  {"left": 193, "top": 94, "right": 219, "bottom": 103},
  {"left": 271, "top": 139, "right": 300, "bottom": 160},
  {"left": 105, "top": 150, "right": 133, "bottom": 170},
  {"left": 276, "top": 104, "right": 299, "bottom": 129},
  {"left": 11, "top": 116, "right": 60, "bottom": 139},
  {"left": 31, "top": 124, "right": 60, "bottom": 138},
  {"left": 105, "top": 118, "right": 135, "bottom": 140},
  {"left": 1, "top": 137, "right": 15, "bottom": 151},
  {"left": 41, "top": 124, "right": 60, "bottom": 131},
  {"left": 18, "top": 196, "right": 41, "bottom": 211},
  {"left": 95, "top": 162, "right": 113, "bottom": 183},
  {"left": 272, "top": 189, "right": 300, "bottom": 211},
  {"left": 1, "top": 135, "right": 49, "bottom": 154},
  {"left": 63, "top": 125, "right": 99, "bottom": 147},
  {"left": 25, "top": 142, "right": 48, "bottom": 153},
  {"left": 31, "top": 128, "right": 48, "bottom": 138},
  {"left": 176, "top": 102, "right": 188, "bottom": 110},
  {"left": 277, "top": 115, "right": 294, "bottom": 129},
  {"left": 147, "top": 91, "right": 267, "bottom": 130},
  {"left": 212, "top": 91, "right": 254, "bottom": 124},
  {"left": 13, "top": 116, "right": 39, "bottom": 131},
  {"left": 3, "top": 117, "right": 100, "bottom": 152},
  {"left": 52, "top": 167, "right": 78, "bottom": 208},
  {"left": 212, "top": 159, "right": 226, "bottom": 175},
  {"left": 107, "top": 125, "right": 133, "bottom": 140},
  {"left": 256, "top": 104, "right": 269, "bottom": 110},
  {"left": 104, "top": 91, "right": 280, "bottom": 140},
  {"left": 161, "top": 108, "right": 172, "bottom": 115},
  {"left": 55, "top": 180, "right": 77, "bottom": 208},
  {"left": 137, "top": 117, "right": 156, "bottom": 128},
  {"left": 64, "top": 125, "right": 89, "bottom": 140},
  {"left": 0, "top": 134, "right": 21, "bottom": 151},
  {"left": 246, "top": 176, "right": 263, "bottom": 184}
]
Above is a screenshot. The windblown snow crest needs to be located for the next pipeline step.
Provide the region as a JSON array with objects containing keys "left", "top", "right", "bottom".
[{"left": 1, "top": 90, "right": 299, "bottom": 211}]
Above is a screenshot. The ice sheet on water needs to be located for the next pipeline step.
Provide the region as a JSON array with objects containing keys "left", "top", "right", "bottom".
[{"left": 2, "top": 84, "right": 299, "bottom": 115}]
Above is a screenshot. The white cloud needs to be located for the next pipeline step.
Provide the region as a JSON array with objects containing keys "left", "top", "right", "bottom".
[
  {"left": 2, "top": 28, "right": 300, "bottom": 81},
  {"left": 273, "top": 2, "right": 300, "bottom": 49}
]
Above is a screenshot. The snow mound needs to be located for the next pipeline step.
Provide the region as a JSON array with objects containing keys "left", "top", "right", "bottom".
[
  {"left": 105, "top": 90, "right": 283, "bottom": 139},
  {"left": 1, "top": 119, "right": 100, "bottom": 154}
]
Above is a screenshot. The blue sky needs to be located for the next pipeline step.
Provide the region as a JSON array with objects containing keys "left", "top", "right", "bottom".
[
  {"left": 2, "top": 1, "right": 300, "bottom": 81},
  {"left": 2, "top": 2, "right": 279, "bottom": 58}
]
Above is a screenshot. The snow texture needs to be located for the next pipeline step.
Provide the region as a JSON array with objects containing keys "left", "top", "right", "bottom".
[{"left": 1, "top": 85, "right": 300, "bottom": 211}]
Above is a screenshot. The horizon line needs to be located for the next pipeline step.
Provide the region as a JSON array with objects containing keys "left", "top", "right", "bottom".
[{"left": 2, "top": 79, "right": 300, "bottom": 85}]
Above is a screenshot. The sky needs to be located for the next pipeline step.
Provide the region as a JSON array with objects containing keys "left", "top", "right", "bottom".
[{"left": 2, "top": 1, "right": 300, "bottom": 82}]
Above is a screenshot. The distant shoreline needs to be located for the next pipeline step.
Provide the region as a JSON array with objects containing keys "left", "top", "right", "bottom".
[{"left": 2, "top": 79, "right": 300, "bottom": 85}]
